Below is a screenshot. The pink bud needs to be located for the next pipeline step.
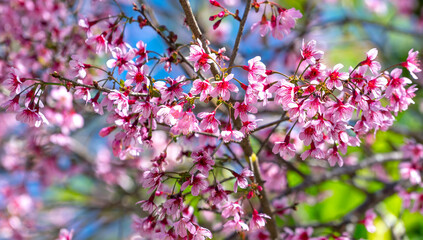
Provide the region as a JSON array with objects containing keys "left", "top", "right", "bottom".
[
  {"left": 209, "top": 0, "right": 222, "bottom": 7},
  {"left": 99, "top": 126, "right": 117, "bottom": 137},
  {"left": 209, "top": 15, "right": 218, "bottom": 21},
  {"left": 213, "top": 20, "right": 222, "bottom": 30}
]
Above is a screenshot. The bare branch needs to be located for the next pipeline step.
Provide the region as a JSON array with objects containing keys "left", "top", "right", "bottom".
[{"left": 228, "top": 0, "right": 252, "bottom": 72}]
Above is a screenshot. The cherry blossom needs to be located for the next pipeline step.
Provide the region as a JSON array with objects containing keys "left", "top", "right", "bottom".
[
  {"left": 186, "top": 40, "right": 216, "bottom": 72},
  {"left": 301, "top": 40, "right": 324, "bottom": 65},
  {"left": 210, "top": 73, "right": 239, "bottom": 101}
]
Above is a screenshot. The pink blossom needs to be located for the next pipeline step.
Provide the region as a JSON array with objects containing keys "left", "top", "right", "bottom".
[
  {"left": 136, "top": 194, "right": 157, "bottom": 214},
  {"left": 180, "top": 174, "right": 208, "bottom": 196},
  {"left": 401, "top": 140, "right": 423, "bottom": 162},
  {"left": 401, "top": 49, "right": 421, "bottom": 79},
  {"left": 74, "top": 80, "right": 92, "bottom": 103},
  {"left": 299, "top": 123, "right": 323, "bottom": 146},
  {"left": 300, "top": 142, "right": 325, "bottom": 160},
  {"left": 302, "top": 95, "right": 325, "bottom": 119},
  {"left": 192, "top": 226, "right": 213, "bottom": 240},
  {"left": 154, "top": 76, "right": 187, "bottom": 103},
  {"left": 174, "top": 217, "right": 196, "bottom": 238},
  {"left": 107, "top": 90, "right": 129, "bottom": 116},
  {"left": 399, "top": 161, "right": 421, "bottom": 185},
  {"left": 210, "top": 73, "right": 239, "bottom": 101},
  {"left": 142, "top": 168, "right": 163, "bottom": 191},
  {"left": 301, "top": 40, "right": 324, "bottom": 65},
  {"left": 251, "top": 16, "right": 271, "bottom": 37},
  {"left": 350, "top": 65, "right": 369, "bottom": 88},
  {"left": 133, "top": 215, "right": 156, "bottom": 235},
  {"left": 69, "top": 55, "right": 88, "bottom": 79},
  {"left": 240, "top": 115, "right": 262, "bottom": 134},
  {"left": 325, "top": 99, "right": 355, "bottom": 122},
  {"left": 360, "top": 210, "right": 377, "bottom": 233},
  {"left": 191, "top": 79, "right": 212, "bottom": 101},
  {"left": 135, "top": 40, "right": 148, "bottom": 64},
  {"left": 272, "top": 136, "right": 296, "bottom": 160},
  {"left": 326, "top": 64, "right": 348, "bottom": 90},
  {"left": 327, "top": 145, "right": 343, "bottom": 167},
  {"left": 85, "top": 33, "right": 108, "bottom": 54},
  {"left": 4, "top": 67, "right": 23, "bottom": 94},
  {"left": 269, "top": 79, "right": 296, "bottom": 110},
  {"left": 271, "top": 8, "right": 303, "bottom": 40},
  {"left": 234, "top": 102, "right": 257, "bottom": 122},
  {"left": 171, "top": 110, "right": 200, "bottom": 135},
  {"left": 157, "top": 104, "right": 183, "bottom": 126},
  {"left": 16, "top": 106, "right": 49, "bottom": 128},
  {"left": 125, "top": 65, "right": 149, "bottom": 92},
  {"left": 385, "top": 68, "right": 411, "bottom": 98},
  {"left": 209, "top": 183, "right": 228, "bottom": 205},
  {"left": 223, "top": 214, "right": 249, "bottom": 232},
  {"left": 56, "top": 228, "right": 73, "bottom": 240},
  {"left": 106, "top": 47, "right": 135, "bottom": 74},
  {"left": 273, "top": 198, "right": 291, "bottom": 216},
  {"left": 233, "top": 168, "right": 253, "bottom": 192},
  {"left": 191, "top": 150, "right": 215, "bottom": 174},
  {"left": 198, "top": 111, "right": 220, "bottom": 132},
  {"left": 221, "top": 124, "right": 244, "bottom": 143},
  {"left": 361, "top": 48, "right": 381, "bottom": 75},
  {"left": 243, "top": 56, "right": 267, "bottom": 81},
  {"left": 222, "top": 201, "right": 244, "bottom": 219},
  {"left": 186, "top": 40, "right": 216, "bottom": 72},
  {"left": 1, "top": 94, "right": 21, "bottom": 112},
  {"left": 249, "top": 209, "right": 270, "bottom": 230},
  {"left": 303, "top": 63, "right": 326, "bottom": 80},
  {"left": 245, "top": 80, "right": 266, "bottom": 104},
  {"left": 365, "top": 76, "right": 387, "bottom": 99}
]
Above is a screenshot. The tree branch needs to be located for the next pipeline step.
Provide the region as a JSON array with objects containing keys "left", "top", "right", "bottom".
[
  {"left": 50, "top": 73, "right": 147, "bottom": 97},
  {"left": 135, "top": 2, "right": 204, "bottom": 79},
  {"left": 278, "top": 151, "right": 404, "bottom": 197},
  {"left": 178, "top": 0, "right": 220, "bottom": 77},
  {"left": 228, "top": 0, "right": 252, "bottom": 73}
]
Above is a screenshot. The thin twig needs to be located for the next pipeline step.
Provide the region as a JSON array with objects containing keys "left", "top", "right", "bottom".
[
  {"left": 50, "top": 73, "right": 147, "bottom": 97},
  {"left": 278, "top": 151, "right": 404, "bottom": 198},
  {"left": 256, "top": 113, "right": 287, "bottom": 155}
]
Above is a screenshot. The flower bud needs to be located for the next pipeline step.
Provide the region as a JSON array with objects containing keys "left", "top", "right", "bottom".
[
  {"left": 213, "top": 20, "right": 222, "bottom": 30},
  {"left": 209, "top": 0, "right": 222, "bottom": 7}
]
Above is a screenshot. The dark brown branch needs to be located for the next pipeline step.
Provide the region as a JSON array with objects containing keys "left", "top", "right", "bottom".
[
  {"left": 252, "top": 115, "right": 289, "bottom": 133},
  {"left": 231, "top": 118, "right": 278, "bottom": 237},
  {"left": 135, "top": 1, "right": 203, "bottom": 79},
  {"left": 228, "top": 0, "right": 252, "bottom": 73},
  {"left": 178, "top": 0, "right": 220, "bottom": 77}
]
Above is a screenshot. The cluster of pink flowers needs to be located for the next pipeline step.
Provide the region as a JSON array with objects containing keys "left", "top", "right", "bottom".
[
  {"left": 400, "top": 140, "right": 423, "bottom": 185},
  {"left": 268, "top": 42, "right": 418, "bottom": 167},
  {"left": 251, "top": 2, "right": 302, "bottom": 40}
]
